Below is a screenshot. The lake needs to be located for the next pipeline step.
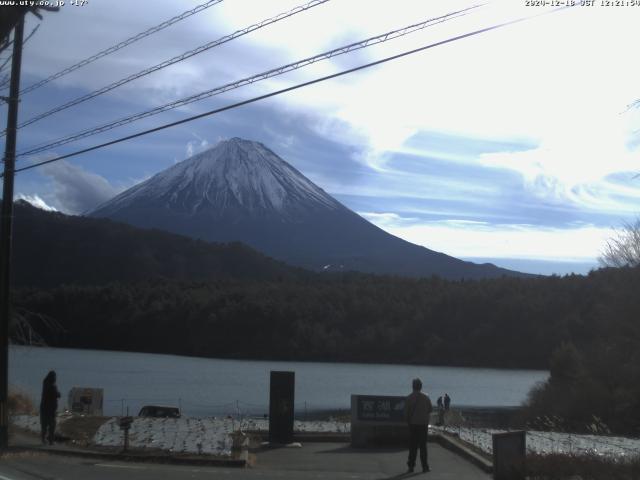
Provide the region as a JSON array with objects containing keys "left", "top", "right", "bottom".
[{"left": 10, "top": 346, "right": 548, "bottom": 417}]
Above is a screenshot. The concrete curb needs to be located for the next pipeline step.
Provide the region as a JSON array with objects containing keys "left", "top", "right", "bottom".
[
  {"left": 431, "top": 432, "right": 493, "bottom": 473},
  {"left": 6, "top": 444, "right": 247, "bottom": 468},
  {"left": 247, "top": 431, "right": 350, "bottom": 443}
]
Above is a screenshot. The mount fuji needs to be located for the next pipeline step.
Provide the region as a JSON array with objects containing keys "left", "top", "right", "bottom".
[{"left": 89, "top": 137, "right": 522, "bottom": 279}]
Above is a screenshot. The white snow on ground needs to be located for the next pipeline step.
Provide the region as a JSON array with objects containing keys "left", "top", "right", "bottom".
[
  {"left": 433, "top": 426, "right": 640, "bottom": 458},
  {"left": 11, "top": 414, "right": 41, "bottom": 433},
  {"left": 93, "top": 417, "right": 234, "bottom": 455},
  {"left": 10, "top": 415, "right": 349, "bottom": 456},
  {"left": 17, "top": 414, "right": 637, "bottom": 459}
]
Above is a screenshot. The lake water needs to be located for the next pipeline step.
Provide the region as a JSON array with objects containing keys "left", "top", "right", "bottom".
[{"left": 10, "top": 346, "right": 548, "bottom": 417}]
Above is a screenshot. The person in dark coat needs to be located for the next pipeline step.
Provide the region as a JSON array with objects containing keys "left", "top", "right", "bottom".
[
  {"left": 444, "top": 393, "right": 451, "bottom": 411},
  {"left": 40, "top": 370, "right": 60, "bottom": 445},
  {"left": 404, "top": 378, "right": 433, "bottom": 473},
  {"left": 436, "top": 395, "right": 444, "bottom": 425}
]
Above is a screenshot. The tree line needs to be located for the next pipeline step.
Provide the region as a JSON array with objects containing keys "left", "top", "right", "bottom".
[{"left": 13, "top": 266, "right": 640, "bottom": 373}]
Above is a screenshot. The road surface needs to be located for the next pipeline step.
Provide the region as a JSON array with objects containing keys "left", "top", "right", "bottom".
[{"left": 0, "top": 442, "right": 489, "bottom": 480}]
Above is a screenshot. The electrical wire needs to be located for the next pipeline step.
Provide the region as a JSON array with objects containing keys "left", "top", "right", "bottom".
[
  {"left": 16, "top": 4, "right": 482, "bottom": 158},
  {"left": 9, "top": 0, "right": 225, "bottom": 96},
  {"left": 4, "top": 5, "right": 570, "bottom": 177},
  {"left": 8, "top": 0, "right": 330, "bottom": 135}
]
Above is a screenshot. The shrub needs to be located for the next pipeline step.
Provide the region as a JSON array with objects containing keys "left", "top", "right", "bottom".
[{"left": 8, "top": 389, "right": 36, "bottom": 415}]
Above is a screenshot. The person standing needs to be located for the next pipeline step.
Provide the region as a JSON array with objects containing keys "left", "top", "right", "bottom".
[
  {"left": 444, "top": 393, "right": 451, "bottom": 411},
  {"left": 436, "top": 395, "right": 445, "bottom": 426},
  {"left": 40, "top": 370, "right": 60, "bottom": 445},
  {"left": 405, "top": 378, "right": 433, "bottom": 473}
]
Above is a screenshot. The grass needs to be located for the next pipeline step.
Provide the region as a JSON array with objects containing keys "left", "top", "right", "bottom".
[{"left": 8, "top": 389, "right": 35, "bottom": 415}]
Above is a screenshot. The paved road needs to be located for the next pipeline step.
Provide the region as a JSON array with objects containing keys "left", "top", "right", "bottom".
[{"left": 0, "top": 442, "right": 489, "bottom": 480}]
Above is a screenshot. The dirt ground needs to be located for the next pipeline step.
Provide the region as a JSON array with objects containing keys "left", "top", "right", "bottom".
[{"left": 57, "top": 416, "right": 111, "bottom": 445}]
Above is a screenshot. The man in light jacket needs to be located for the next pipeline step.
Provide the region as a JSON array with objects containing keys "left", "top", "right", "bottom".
[{"left": 404, "top": 378, "right": 433, "bottom": 473}]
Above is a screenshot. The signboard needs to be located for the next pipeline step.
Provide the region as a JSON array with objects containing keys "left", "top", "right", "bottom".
[
  {"left": 268, "top": 371, "right": 295, "bottom": 444},
  {"left": 68, "top": 387, "right": 104, "bottom": 416},
  {"left": 493, "top": 431, "right": 526, "bottom": 480},
  {"left": 351, "top": 394, "right": 409, "bottom": 447},
  {"left": 356, "top": 395, "right": 406, "bottom": 422}
]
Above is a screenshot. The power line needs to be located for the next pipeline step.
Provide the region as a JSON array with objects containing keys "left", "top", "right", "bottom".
[
  {"left": 8, "top": 0, "right": 225, "bottom": 96},
  {"left": 7, "top": 6, "right": 569, "bottom": 177},
  {"left": 8, "top": 0, "right": 330, "bottom": 135},
  {"left": 0, "top": 24, "right": 39, "bottom": 88},
  {"left": 16, "top": 4, "right": 482, "bottom": 159}
]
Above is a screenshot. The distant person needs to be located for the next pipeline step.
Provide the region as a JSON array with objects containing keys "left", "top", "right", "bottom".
[
  {"left": 444, "top": 393, "right": 451, "bottom": 411},
  {"left": 405, "top": 378, "right": 433, "bottom": 473},
  {"left": 436, "top": 395, "right": 445, "bottom": 425},
  {"left": 40, "top": 370, "right": 60, "bottom": 445}
]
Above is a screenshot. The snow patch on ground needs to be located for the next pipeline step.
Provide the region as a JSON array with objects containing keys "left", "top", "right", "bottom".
[
  {"left": 18, "top": 414, "right": 636, "bottom": 459},
  {"left": 11, "top": 415, "right": 349, "bottom": 456},
  {"left": 11, "top": 414, "right": 41, "bottom": 433},
  {"left": 94, "top": 417, "right": 234, "bottom": 455},
  {"left": 433, "top": 426, "right": 640, "bottom": 458}
]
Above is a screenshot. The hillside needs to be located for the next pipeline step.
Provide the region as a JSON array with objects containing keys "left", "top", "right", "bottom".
[{"left": 11, "top": 200, "right": 303, "bottom": 288}]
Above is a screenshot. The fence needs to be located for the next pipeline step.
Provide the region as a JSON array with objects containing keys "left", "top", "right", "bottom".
[{"left": 436, "top": 421, "right": 640, "bottom": 459}]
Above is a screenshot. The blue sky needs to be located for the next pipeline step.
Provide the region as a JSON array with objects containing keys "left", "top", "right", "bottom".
[{"left": 4, "top": 0, "right": 640, "bottom": 275}]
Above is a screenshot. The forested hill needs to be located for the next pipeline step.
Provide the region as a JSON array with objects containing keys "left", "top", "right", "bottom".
[
  {"left": 11, "top": 200, "right": 305, "bottom": 287},
  {"left": 14, "top": 265, "right": 640, "bottom": 370}
]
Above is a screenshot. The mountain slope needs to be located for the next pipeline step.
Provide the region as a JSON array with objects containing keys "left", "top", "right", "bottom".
[
  {"left": 90, "top": 137, "right": 525, "bottom": 279},
  {"left": 12, "top": 200, "right": 303, "bottom": 288}
]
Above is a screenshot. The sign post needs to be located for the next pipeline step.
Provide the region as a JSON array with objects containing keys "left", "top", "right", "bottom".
[{"left": 119, "top": 416, "right": 133, "bottom": 452}]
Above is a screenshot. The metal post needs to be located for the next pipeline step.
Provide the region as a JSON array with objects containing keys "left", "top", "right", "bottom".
[{"left": 0, "top": 14, "right": 25, "bottom": 450}]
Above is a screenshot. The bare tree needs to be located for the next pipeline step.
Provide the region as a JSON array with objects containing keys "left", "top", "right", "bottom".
[{"left": 599, "top": 219, "right": 640, "bottom": 268}]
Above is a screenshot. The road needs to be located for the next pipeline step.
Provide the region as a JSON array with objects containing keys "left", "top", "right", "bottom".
[{"left": 0, "top": 442, "right": 490, "bottom": 480}]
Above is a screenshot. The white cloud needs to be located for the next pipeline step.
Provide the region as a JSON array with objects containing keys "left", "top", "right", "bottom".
[
  {"left": 358, "top": 211, "right": 419, "bottom": 225},
  {"left": 365, "top": 216, "right": 615, "bottom": 261},
  {"left": 15, "top": 194, "right": 57, "bottom": 212},
  {"left": 478, "top": 102, "right": 640, "bottom": 214},
  {"left": 40, "top": 160, "right": 119, "bottom": 214},
  {"left": 265, "top": 2, "right": 640, "bottom": 184},
  {"left": 185, "top": 133, "right": 210, "bottom": 158}
]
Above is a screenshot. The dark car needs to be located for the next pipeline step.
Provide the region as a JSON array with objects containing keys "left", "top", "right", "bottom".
[{"left": 138, "top": 405, "right": 181, "bottom": 418}]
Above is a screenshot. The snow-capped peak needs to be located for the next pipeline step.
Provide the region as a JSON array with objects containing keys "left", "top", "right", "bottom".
[{"left": 91, "top": 137, "right": 342, "bottom": 217}]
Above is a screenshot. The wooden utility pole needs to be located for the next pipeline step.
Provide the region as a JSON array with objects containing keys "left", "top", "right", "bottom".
[{"left": 0, "top": 13, "right": 24, "bottom": 450}]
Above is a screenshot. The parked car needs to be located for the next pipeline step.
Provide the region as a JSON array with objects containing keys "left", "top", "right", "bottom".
[{"left": 138, "top": 405, "right": 181, "bottom": 418}]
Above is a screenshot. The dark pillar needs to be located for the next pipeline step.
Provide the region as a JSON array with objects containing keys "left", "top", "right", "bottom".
[
  {"left": 268, "top": 371, "right": 294, "bottom": 444},
  {"left": 0, "top": 14, "right": 25, "bottom": 450}
]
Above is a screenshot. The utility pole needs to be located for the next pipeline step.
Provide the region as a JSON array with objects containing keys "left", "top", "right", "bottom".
[{"left": 0, "top": 13, "right": 25, "bottom": 449}]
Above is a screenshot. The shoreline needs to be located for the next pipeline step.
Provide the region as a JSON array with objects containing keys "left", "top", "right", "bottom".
[{"left": 9, "top": 344, "right": 551, "bottom": 373}]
